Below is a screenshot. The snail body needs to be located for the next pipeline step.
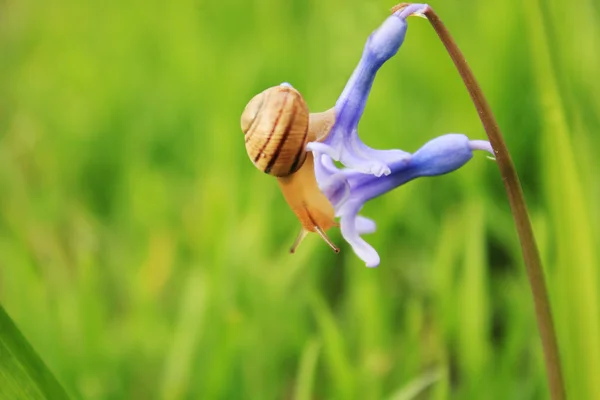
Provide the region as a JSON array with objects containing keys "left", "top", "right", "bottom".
[{"left": 241, "top": 84, "right": 338, "bottom": 252}]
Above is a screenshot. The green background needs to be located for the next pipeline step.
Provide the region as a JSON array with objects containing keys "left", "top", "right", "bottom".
[{"left": 1, "top": 0, "right": 598, "bottom": 398}]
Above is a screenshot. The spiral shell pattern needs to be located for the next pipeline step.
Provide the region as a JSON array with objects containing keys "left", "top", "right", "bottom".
[{"left": 241, "top": 85, "right": 310, "bottom": 177}]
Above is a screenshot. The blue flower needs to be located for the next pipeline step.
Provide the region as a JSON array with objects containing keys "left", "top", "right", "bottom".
[
  {"left": 313, "top": 135, "right": 493, "bottom": 267},
  {"left": 307, "top": 3, "right": 431, "bottom": 177},
  {"left": 305, "top": 3, "right": 495, "bottom": 266}
]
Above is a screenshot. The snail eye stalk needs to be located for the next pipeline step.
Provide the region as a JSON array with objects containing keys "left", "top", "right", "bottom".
[
  {"left": 314, "top": 226, "right": 340, "bottom": 254},
  {"left": 289, "top": 229, "right": 308, "bottom": 254},
  {"left": 289, "top": 226, "right": 340, "bottom": 254}
]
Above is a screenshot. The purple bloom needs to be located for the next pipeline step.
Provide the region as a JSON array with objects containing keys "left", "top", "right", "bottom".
[
  {"left": 306, "top": 3, "right": 431, "bottom": 176},
  {"left": 305, "top": 4, "right": 495, "bottom": 266},
  {"left": 313, "top": 135, "right": 493, "bottom": 267}
]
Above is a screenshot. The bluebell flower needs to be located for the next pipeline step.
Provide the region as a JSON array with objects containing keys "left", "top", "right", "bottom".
[
  {"left": 306, "top": 3, "right": 431, "bottom": 177},
  {"left": 313, "top": 135, "right": 493, "bottom": 267},
  {"left": 305, "top": 3, "right": 495, "bottom": 266}
]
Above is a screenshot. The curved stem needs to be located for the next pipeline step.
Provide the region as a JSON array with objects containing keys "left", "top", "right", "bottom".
[{"left": 392, "top": 3, "right": 565, "bottom": 399}]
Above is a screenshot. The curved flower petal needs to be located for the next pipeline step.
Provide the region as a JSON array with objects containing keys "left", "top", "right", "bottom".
[
  {"left": 313, "top": 152, "right": 341, "bottom": 181},
  {"left": 307, "top": 141, "right": 392, "bottom": 177},
  {"left": 318, "top": 170, "right": 351, "bottom": 209},
  {"left": 339, "top": 202, "right": 381, "bottom": 267},
  {"left": 395, "top": 3, "right": 430, "bottom": 19},
  {"left": 353, "top": 138, "right": 411, "bottom": 164},
  {"left": 355, "top": 216, "right": 377, "bottom": 234},
  {"left": 468, "top": 139, "right": 495, "bottom": 156}
]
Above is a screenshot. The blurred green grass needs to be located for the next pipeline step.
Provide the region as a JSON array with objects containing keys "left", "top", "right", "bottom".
[{"left": 1, "top": 0, "right": 599, "bottom": 398}]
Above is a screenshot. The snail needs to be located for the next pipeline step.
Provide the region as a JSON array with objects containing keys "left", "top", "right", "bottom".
[{"left": 241, "top": 84, "right": 339, "bottom": 253}]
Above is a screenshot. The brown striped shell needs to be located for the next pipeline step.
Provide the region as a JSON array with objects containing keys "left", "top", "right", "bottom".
[{"left": 241, "top": 85, "right": 310, "bottom": 177}]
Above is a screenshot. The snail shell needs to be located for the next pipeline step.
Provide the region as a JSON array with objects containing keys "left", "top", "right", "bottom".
[
  {"left": 241, "top": 85, "right": 310, "bottom": 177},
  {"left": 241, "top": 84, "right": 339, "bottom": 253}
]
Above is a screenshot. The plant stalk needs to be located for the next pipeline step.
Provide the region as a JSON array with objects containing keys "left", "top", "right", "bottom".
[{"left": 392, "top": 3, "right": 566, "bottom": 399}]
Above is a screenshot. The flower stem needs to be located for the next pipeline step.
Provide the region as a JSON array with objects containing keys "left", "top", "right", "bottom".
[{"left": 393, "top": 3, "right": 566, "bottom": 399}]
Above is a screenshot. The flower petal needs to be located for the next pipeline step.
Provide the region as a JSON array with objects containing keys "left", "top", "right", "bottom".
[
  {"left": 355, "top": 216, "right": 377, "bottom": 234},
  {"left": 395, "top": 3, "right": 430, "bottom": 19},
  {"left": 313, "top": 152, "right": 341, "bottom": 181},
  {"left": 468, "top": 139, "right": 495, "bottom": 157},
  {"left": 317, "top": 170, "right": 351, "bottom": 210},
  {"left": 339, "top": 201, "right": 380, "bottom": 267},
  {"left": 308, "top": 140, "right": 392, "bottom": 176}
]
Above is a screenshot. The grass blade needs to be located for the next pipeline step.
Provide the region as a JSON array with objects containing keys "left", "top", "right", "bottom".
[
  {"left": 293, "top": 339, "right": 321, "bottom": 400},
  {"left": 0, "top": 305, "right": 70, "bottom": 400},
  {"left": 524, "top": 1, "right": 600, "bottom": 398},
  {"left": 309, "top": 293, "right": 354, "bottom": 400},
  {"left": 386, "top": 368, "right": 444, "bottom": 400}
]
